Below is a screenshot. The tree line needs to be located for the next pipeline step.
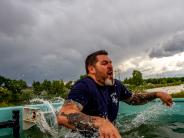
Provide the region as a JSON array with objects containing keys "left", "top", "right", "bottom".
[
  {"left": 123, "top": 70, "right": 184, "bottom": 86},
  {"left": 32, "top": 80, "right": 73, "bottom": 98},
  {"left": 1, "top": 70, "right": 184, "bottom": 106},
  {"left": 0, "top": 75, "right": 73, "bottom": 106}
]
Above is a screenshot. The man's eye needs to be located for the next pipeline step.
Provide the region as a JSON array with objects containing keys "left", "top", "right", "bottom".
[{"left": 101, "top": 61, "right": 108, "bottom": 65}]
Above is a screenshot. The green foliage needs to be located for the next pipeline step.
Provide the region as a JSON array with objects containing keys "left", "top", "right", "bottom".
[
  {"left": 50, "top": 80, "right": 64, "bottom": 95},
  {"left": 0, "top": 87, "right": 11, "bottom": 102},
  {"left": 123, "top": 78, "right": 129, "bottom": 84},
  {"left": 0, "top": 75, "right": 71, "bottom": 106},
  {"left": 125, "top": 84, "right": 145, "bottom": 93},
  {"left": 0, "top": 102, "right": 13, "bottom": 107},
  {"left": 65, "top": 81, "right": 73, "bottom": 89},
  {"left": 132, "top": 70, "right": 143, "bottom": 85},
  {"left": 0, "top": 75, "right": 6, "bottom": 86},
  {"left": 123, "top": 70, "right": 184, "bottom": 93},
  {"left": 20, "top": 89, "right": 34, "bottom": 101},
  {"left": 124, "top": 70, "right": 143, "bottom": 86},
  {"left": 80, "top": 74, "right": 87, "bottom": 80},
  {"left": 42, "top": 80, "right": 51, "bottom": 92},
  {"left": 123, "top": 70, "right": 184, "bottom": 89},
  {"left": 32, "top": 81, "right": 43, "bottom": 94},
  {"left": 31, "top": 79, "right": 70, "bottom": 99},
  {"left": 144, "top": 77, "right": 184, "bottom": 85},
  {"left": 0, "top": 76, "right": 27, "bottom": 102},
  {"left": 171, "top": 91, "right": 184, "bottom": 98},
  {"left": 5, "top": 80, "right": 27, "bottom": 94}
]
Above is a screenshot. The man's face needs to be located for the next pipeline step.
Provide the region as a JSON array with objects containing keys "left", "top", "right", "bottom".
[{"left": 94, "top": 55, "right": 114, "bottom": 85}]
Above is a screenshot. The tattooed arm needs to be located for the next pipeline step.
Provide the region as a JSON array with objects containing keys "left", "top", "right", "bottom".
[
  {"left": 57, "top": 100, "right": 121, "bottom": 138},
  {"left": 57, "top": 100, "right": 95, "bottom": 130},
  {"left": 125, "top": 92, "right": 172, "bottom": 106}
]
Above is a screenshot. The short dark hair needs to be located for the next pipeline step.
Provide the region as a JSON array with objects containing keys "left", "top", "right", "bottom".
[{"left": 85, "top": 50, "right": 108, "bottom": 74}]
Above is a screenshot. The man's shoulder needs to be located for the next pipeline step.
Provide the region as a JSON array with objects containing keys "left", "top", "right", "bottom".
[
  {"left": 73, "top": 77, "right": 95, "bottom": 88},
  {"left": 114, "top": 79, "right": 123, "bottom": 86},
  {"left": 114, "top": 79, "right": 127, "bottom": 89},
  {"left": 76, "top": 76, "right": 94, "bottom": 84}
]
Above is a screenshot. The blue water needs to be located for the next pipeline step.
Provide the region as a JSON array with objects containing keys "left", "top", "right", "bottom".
[
  {"left": 118, "top": 99, "right": 184, "bottom": 138},
  {"left": 0, "top": 98, "right": 184, "bottom": 138}
]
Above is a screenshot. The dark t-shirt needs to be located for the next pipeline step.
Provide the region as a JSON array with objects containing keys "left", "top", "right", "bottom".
[{"left": 67, "top": 77, "right": 132, "bottom": 122}]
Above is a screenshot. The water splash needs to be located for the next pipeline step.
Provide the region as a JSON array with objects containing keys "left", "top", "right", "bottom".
[
  {"left": 26, "top": 98, "right": 176, "bottom": 138},
  {"left": 64, "top": 131, "right": 99, "bottom": 138},
  {"left": 119, "top": 102, "right": 173, "bottom": 133},
  {"left": 29, "top": 98, "right": 61, "bottom": 138},
  {"left": 27, "top": 98, "right": 99, "bottom": 138}
]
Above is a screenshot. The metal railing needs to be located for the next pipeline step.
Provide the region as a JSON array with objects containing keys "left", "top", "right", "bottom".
[{"left": 0, "top": 110, "right": 20, "bottom": 138}]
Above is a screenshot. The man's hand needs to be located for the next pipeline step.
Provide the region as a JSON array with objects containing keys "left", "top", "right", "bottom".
[
  {"left": 156, "top": 92, "right": 173, "bottom": 107},
  {"left": 95, "top": 118, "right": 121, "bottom": 138}
]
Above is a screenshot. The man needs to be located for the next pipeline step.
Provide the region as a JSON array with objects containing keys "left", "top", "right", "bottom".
[{"left": 57, "top": 50, "right": 172, "bottom": 138}]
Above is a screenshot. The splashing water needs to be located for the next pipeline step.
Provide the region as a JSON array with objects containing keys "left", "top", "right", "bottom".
[
  {"left": 27, "top": 98, "right": 99, "bottom": 138},
  {"left": 29, "top": 98, "right": 61, "bottom": 138},
  {"left": 119, "top": 102, "right": 175, "bottom": 133},
  {"left": 25, "top": 98, "right": 177, "bottom": 138}
]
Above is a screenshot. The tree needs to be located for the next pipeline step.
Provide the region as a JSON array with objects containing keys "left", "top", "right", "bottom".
[
  {"left": 51, "top": 80, "right": 65, "bottom": 95},
  {"left": 0, "top": 75, "right": 6, "bottom": 86},
  {"left": 131, "top": 70, "right": 143, "bottom": 86},
  {"left": 80, "top": 74, "right": 87, "bottom": 80},
  {"left": 65, "top": 81, "right": 73, "bottom": 89},
  {"left": 32, "top": 81, "right": 43, "bottom": 94},
  {"left": 0, "top": 87, "right": 11, "bottom": 102},
  {"left": 5, "top": 80, "right": 23, "bottom": 94},
  {"left": 18, "top": 80, "right": 27, "bottom": 88},
  {"left": 21, "top": 89, "right": 34, "bottom": 101},
  {"left": 42, "top": 79, "right": 51, "bottom": 92}
]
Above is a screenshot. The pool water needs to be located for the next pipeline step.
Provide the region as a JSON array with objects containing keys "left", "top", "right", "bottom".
[
  {"left": 0, "top": 98, "right": 184, "bottom": 138},
  {"left": 118, "top": 99, "right": 184, "bottom": 138}
]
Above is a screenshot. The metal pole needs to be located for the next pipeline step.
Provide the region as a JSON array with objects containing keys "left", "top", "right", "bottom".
[
  {"left": 0, "top": 110, "right": 20, "bottom": 138},
  {"left": 12, "top": 110, "right": 20, "bottom": 138}
]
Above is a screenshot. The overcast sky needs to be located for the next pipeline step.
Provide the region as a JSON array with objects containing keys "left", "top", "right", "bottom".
[{"left": 0, "top": 0, "right": 184, "bottom": 84}]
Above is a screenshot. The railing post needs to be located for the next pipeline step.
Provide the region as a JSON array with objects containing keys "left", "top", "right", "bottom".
[
  {"left": 12, "top": 110, "right": 20, "bottom": 138},
  {"left": 0, "top": 110, "right": 20, "bottom": 138}
]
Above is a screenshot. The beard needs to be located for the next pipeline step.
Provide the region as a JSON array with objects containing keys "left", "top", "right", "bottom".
[{"left": 105, "top": 78, "right": 114, "bottom": 86}]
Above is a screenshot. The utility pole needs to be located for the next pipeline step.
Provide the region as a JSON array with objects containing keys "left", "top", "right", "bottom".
[{"left": 114, "top": 68, "right": 121, "bottom": 80}]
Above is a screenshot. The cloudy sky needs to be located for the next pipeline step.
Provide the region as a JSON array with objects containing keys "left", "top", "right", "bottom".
[{"left": 1, "top": 0, "right": 184, "bottom": 84}]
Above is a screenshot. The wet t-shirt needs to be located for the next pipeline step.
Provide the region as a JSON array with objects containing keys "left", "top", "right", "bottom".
[{"left": 67, "top": 77, "right": 132, "bottom": 122}]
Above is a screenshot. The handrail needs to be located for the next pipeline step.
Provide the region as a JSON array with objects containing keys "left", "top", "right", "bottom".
[{"left": 0, "top": 110, "right": 20, "bottom": 138}]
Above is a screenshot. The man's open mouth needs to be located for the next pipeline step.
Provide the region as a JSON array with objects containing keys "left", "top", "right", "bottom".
[{"left": 107, "top": 71, "right": 113, "bottom": 76}]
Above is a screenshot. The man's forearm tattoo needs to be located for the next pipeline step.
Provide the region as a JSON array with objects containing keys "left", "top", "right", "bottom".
[
  {"left": 59, "top": 112, "right": 96, "bottom": 131},
  {"left": 125, "top": 92, "right": 157, "bottom": 105}
]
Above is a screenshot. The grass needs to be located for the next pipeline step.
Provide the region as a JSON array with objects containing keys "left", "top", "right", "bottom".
[{"left": 0, "top": 102, "right": 14, "bottom": 107}]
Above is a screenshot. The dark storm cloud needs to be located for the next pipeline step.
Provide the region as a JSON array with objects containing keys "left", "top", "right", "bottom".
[
  {"left": 0, "top": 0, "right": 35, "bottom": 36},
  {"left": 149, "top": 31, "right": 184, "bottom": 58},
  {"left": 1, "top": 0, "right": 184, "bottom": 83}
]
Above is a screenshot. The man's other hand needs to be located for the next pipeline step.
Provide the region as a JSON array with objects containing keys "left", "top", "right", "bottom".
[{"left": 156, "top": 92, "right": 173, "bottom": 107}]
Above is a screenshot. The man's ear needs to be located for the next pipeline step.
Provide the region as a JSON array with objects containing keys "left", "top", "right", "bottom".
[{"left": 88, "top": 65, "right": 96, "bottom": 74}]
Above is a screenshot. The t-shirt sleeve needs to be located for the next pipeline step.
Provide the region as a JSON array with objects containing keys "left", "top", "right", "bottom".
[
  {"left": 119, "top": 83, "right": 132, "bottom": 101},
  {"left": 67, "top": 80, "right": 89, "bottom": 107}
]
